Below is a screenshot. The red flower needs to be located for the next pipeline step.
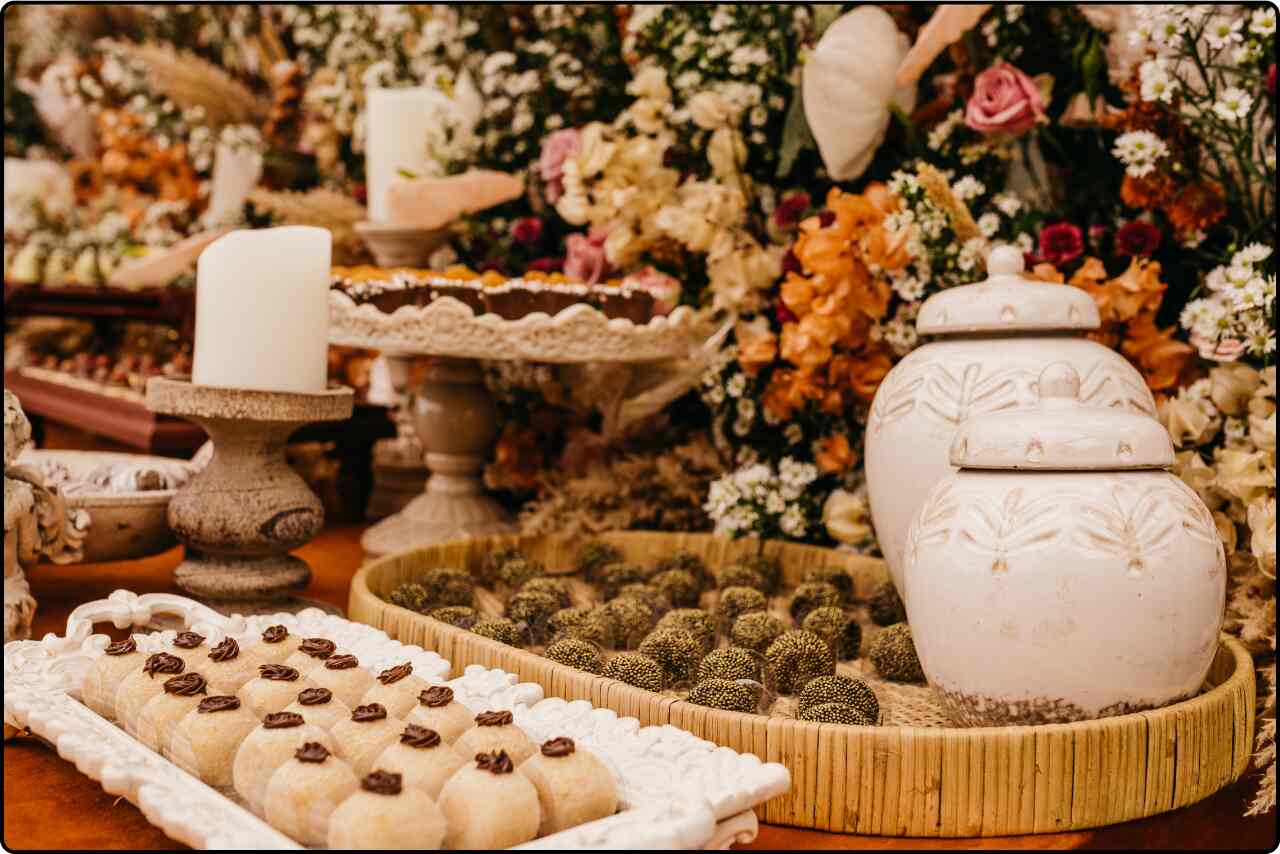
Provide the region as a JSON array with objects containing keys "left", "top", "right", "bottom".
[
  {"left": 526, "top": 256, "right": 563, "bottom": 272},
  {"left": 1038, "top": 222, "right": 1084, "bottom": 266},
  {"left": 510, "top": 217, "right": 544, "bottom": 247},
  {"left": 781, "top": 248, "right": 802, "bottom": 274},
  {"left": 776, "top": 300, "right": 797, "bottom": 325},
  {"left": 773, "top": 192, "right": 811, "bottom": 227},
  {"left": 1268, "top": 64, "right": 1276, "bottom": 97},
  {"left": 1113, "top": 221, "right": 1162, "bottom": 258}
]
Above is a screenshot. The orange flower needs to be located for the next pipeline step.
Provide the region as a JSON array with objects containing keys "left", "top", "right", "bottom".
[
  {"left": 1121, "top": 313, "right": 1195, "bottom": 393},
  {"left": 846, "top": 344, "right": 895, "bottom": 403},
  {"left": 1028, "top": 262, "right": 1065, "bottom": 283},
  {"left": 827, "top": 188, "right": 885, "bottom": 237},
  {"left": 861, "top": 222, "right": 911, "bottom": 272},
  {"left": 493, "top": 424, "right": 543, "bottom": 492},
  {"left": 794, "top": 220, "right": 853, "bottom": 279},
  {"left": 1166, "top": 179, "right": 1226, "bottom": 235},
  {"left": 762, "top": 368, "right": 825, "bottom": 421},
  {"left": 780, "top": 315, "right": 843, "bottom": 371},
  {"left": 736, "top": 325, "right": 778, "bottom": 377},
  {"left": 780, "top": 272, "right": 817, "bottom": 317},
  {"left": 815, "top": 434, "right": 856, "bottom": 474},
  {"left": 1120, "top": 172, "right": 1170, "bottom": 210}
]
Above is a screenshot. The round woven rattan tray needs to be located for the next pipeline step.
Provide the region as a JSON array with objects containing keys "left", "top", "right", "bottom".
[{"left": 349, "top": 531, "right": 1255, "bottom": 836}]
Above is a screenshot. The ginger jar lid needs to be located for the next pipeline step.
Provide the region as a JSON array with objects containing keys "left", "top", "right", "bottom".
[
  {"left": 949, "top": 362, "right": 1173, "bottom": 471},
  {"left": 916, "top": 245, "right": 1101, "bottom": 335}
]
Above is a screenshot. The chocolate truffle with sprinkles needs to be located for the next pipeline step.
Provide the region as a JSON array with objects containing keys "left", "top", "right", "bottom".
[
  {"left": 599, "top": 597, "right": 656, "bottom": 648},
  {"left": 716, "top": 586, "right": 766, "bottom": 627},
  {"left": 520, "top": 576, "right": 573, "bottom": 609},
  {"left": 649, "top": 568, "right": 701, "bottom": 608},
  {"left": 688, "top": 678, "right": 757, "bottom": 713},
  {"left": 799, "top": 702, "right": 873, "bottom": 725},
  {"left": 868, "top": 622, "right": 925, "bottom": 682},
  {"left": 697, "top": 647, "right": 761, "bottom": 683},
  {"left": 653, "top": 550, "right": 708, "bottom": 581},
  {"left": 544, "top": 637, "right": 603, "bottom": 674},
  {"left": 615, "top": 582, "right": 671, "bottom": 614},
  {"left": 730, "top": 612, "right": 786, "bottom": 654},
  {"left": 574, "top": 539, "right": 623, "bottom": 581},
  {"left": 505, "top": 590, "right": 559, "bottom": 639},
  {"left": 802, "top": 606, "right": 862, "bottom": 660},
  {"left": 429, "top": 605, "right": 478, "bottom": 629},
  {"left": 797, "top": 674, "right": 880, "bottom": 722},
  {"left": 869, "top": 580, "right": 907, "bottom": 626},
  {"left": 788, "top": 582, "right": 842, "bottom": 622},
  {"left": 655, "top": 608, "right": 716, "bottom": 653},
  {"left": 637, "top": 628, "right": 703, "bottom": 684},
  {"left": 803, "top": 566, "right": 854, "bottom": 602},
  {"left": 471, "top": 618, "right": 524, "bottom": 647},
  {"left": 597, "top": 561, "right": 648, "bottom": 599},
  {"left": 420, "top": 567, "right": 474, "bottom": 607},
  {"left": 494, "top": 555, "right": 545, "bottom": 589},
  {"left": 548, "top": 606, "right": 613, "bottom": 647},
  {"left": 713, "top": 563, "right": 767, "bottom": 591},
  {"left": 740, "top": 553, "right": 782, "bottom": 593},
  {"left": 601, "top": 652, "right": 665, "bottom": 692},
  {"left": 388, "top": 582, "right": 429, "bottom": 613},
  {"left": 765, "top": 630, "right": 836, "bottom": 694}
]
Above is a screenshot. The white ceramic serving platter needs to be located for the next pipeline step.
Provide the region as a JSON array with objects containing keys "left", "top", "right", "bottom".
[{"left": 3, "top": 590, "right": 790, "bottom": 850}]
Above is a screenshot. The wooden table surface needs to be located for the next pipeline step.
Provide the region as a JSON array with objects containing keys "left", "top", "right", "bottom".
[{"left": 4, "top": 526, "right": 1276, "bottom": 850}]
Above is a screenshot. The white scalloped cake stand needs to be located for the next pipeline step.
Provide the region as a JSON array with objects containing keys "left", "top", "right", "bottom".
[
  {"left": 4, "top": 590, "right": 789, "bottom": 849},
  {"left": 329, "top": 292, "right": 702, "bottom": 556}
]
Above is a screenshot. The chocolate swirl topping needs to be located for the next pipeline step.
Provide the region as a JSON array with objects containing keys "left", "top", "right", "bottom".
[
  {"left": 263, "top": 711, "right": 305, "bottom": 729},
  {"left": 418, "top": 686, "right": 454, "bottom": 708},
  {"left": 104, "top": 638, "right": 136, "bottom": 656},
  {"left": 377, "top": 662, "right": 412, "bottom": 684},
  {"left": 361, "top": 770, "right": 403, "bottom": 795},
  {"left": 475, "top": 750, "right": 515, "bottom": 774},
  {"left": 208, "top": 638, "right": 239, "bottom": 662},
  {"left": 298, "top": 637, "right": 336, "bottom": 659},
  {"left": 163, "top": 673, "right": 208, "bottom": 696},
  {"left": 324, "top": 654, "right": 359, "bottom": 670},
  {"left": 143, "top": 653, "right": 184, "bottom": 678},
  {"left": 262, "top": 625, "right": 288, "bottom": 644},
  {"left": 198, "top": 696, "right": 241, "bottom": 714},
  {"left": 400, "top": 724, "right": 441, "bottom": 749},
  {"left": 351, "top": 703, "right": 388, "bottom": 722},
  {"left": 541, "top": 737, "right": 576, "bottom": 757},
  {"left": 297, "top": 688, "right": 333, "bottom": 706},
  {"left": 259, "top": 664, "right": 300, "bottom": 681},
  {"left": 172, "top": 631, "right": 205, "bottom": 649},
  {"left": 295, "top": 741, "right": 330, "bottom": 763},
  {"left": 475, "top": 710, "right": 513, "bottom": 727}
]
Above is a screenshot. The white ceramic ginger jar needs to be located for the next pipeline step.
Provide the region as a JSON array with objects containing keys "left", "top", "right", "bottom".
[
  {"left": 903, "top": 363, "right": 1225, "bottom": 726},
  {"left": 865, "top": 245, "right": 1156, "bottom": 603}
]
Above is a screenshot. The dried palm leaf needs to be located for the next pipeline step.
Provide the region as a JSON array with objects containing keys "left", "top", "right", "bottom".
[{"left": 101, "top": 39, "right": 268, "bottom": 126}]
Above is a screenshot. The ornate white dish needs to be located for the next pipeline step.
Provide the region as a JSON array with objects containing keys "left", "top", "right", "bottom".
[
  {"left": 3, "top": 590, "right": 789, "bottom": 849},
  {"left": 329, "top": 290, "right": 702, "bottom": 362}
]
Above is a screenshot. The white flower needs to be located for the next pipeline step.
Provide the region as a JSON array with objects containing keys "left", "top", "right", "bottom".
[
  {"left": 993, "top": 193, "right": 1023, "bottom": 217},
  {"left": 952, "top": 175, "right": 985, "bottom": 202},
  {"left": 1205, "top": 14, "right": 1243, "bottom": 49},
  {"left": 978, "top": 212, "right": 1001, "bottom": 238},
  {"left": 1213, "top": 88, "right": 1253, "bottom": 122},
  {"left": 1236, "top": 244, "right": 1273, "bottom": 265},
  {"left": 1139, "top": 59, "right": 1176, "bottom": 103},
  {"left": 779, "top": 505, "right": 807, "bottom": 538},
  {"left": 1112, "top": 130, "right": 1169, "bottom": 177},
  {"left": 1250, "top": 7, "right": 1276, "bottom": 37}
]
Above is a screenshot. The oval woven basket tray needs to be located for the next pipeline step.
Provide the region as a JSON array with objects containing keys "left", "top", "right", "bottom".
[{"left": 349, "top": 531, "right": 1256, "bottom": 837}]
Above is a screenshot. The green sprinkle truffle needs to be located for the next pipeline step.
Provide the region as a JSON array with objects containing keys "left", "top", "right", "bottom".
[
  {"left": 797, "top": 675, "right": 879, "bottom": 721},
  {"left": 650, "top": 569, "right": 701, "bottom": 608},
  {"left": 495, "top": 556, "right": 545, "bottom": 589},
  {"left": 868, "top": 622, "right": 925, "bottom": 683},
  {"left": 653, "top": 550, "right": 708, "bottom": 580},
  {"left": 713, "top": 564, "right": 767, "bottom": 591},
  {"left": 637, "top": 628, "right": 703, "bottom": 684},
  {"left": 788, "top": 582, "right": 842, "bottom": 622},
  {"left": 602, "top": 653, "right": 665, "bottom": 692},
  {"left": 765, "top": 630, "right": 836, "bottom": 694},
  {"left": 421, "top": 568, "right": 475, "bottom": 607},
  {"left": 544, "top": 637, "right": 603, "bottom": 674},
  {"left": 471, "top": 618, "right": 523, "bottom": 647},
  {"left": 717, "top": 586, "right": 766, "bottom": 626},
  {"left": 688, "top": 678, "right": 756, "bottom": 713},
  {"left": 520, "top": 577, "right": 572, "bottom": 609},
  {"left": 655, "top": 608, "right": 716, "bottom": 653},
  {"left": 803, "top": 566, "right": 854, "bottom": 601},
  {"left": 482, "top": 546, "right": 524, "bottom": 582},
  {"left": 388, "top": 582, "right": 429, "bottom": 613},
  {"left": 869, "top": 581, "right": 907, "bottom": 626},
  {"left": 598, "top": 562, "right": 649, "bottom": 599},
  {"left": 730, "top": 612, "right": 786, "bottom": 654},
  {"left": 429, "top": 606, "right": 479, "bottom": 629},
  {"left": 740, "top": 553, "right": 782, "bottom": 593},
  {"left": 598, "top": 598, "right": 656, "bottom": 649},
  {"left": 549, "top": 606, "right": 613, "bottom": 647},
  {"left": 616, "top": 583, "right": 671, "bottom": 613},
  {"left": 574, "top": 540, "right": 624, "bottom": 581},
  {"left": 799, "top": 702, "right": 873, "bottom": 725},
  {"left": 697, "top": 647, "right": 761, "bottom": 683},
  {"left": 802, "top": 606, "right": 862, "bottom": 660},
  {"left": 505, "top": 590, "right": 559, "bottom": 636}
]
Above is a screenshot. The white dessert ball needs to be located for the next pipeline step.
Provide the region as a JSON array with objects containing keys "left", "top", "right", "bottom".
[
  {"left": 521, "top": 737, "right": 619, "bottom": 835},
  {"left": 358, "top": 662, "right": 431, "bottom": 719},
  {"left": 372, "top": 724, "right": 465, "bottom": 798},
  {"left": 404, "top": 685, "right": 474, "bottom": 744},
  {"left": 439, "top": 751, "right": 541, "bottom": 849},
  {"left": 306, "top": 653, "right": 374, "bottom": 708},
  {"left": 136, "top": 673, "right": 211, "bottom": 756},
  {"left": 283, "top": 637, "right": 338, "bottom": 675},
  {"left": 237, "top": 664, "right": 316, "bottom": 718},
  {"left": 232, "top": 711, "right": 335, "bottom": 816},
  {"left": 263, "top": 741, "right": 358, "bottom": 846},
  {"left": 327, "top": 770, "right": 447, "bottom": 850},
  {"left": 114, "top": 652, "right": 187, "bottom": 736},
  {"left": 169, "top": 695, "right": 258, "bottom": 788},
  {"left": 282, "top": 687, "right": 350, "bottom": 730},
  {"left": 453, "top": 710, "right": 536, "bottom": 766},
  {"left": 330, "top": 703, "right": 403, "bottom": 776},
  {"left": 167, "top": 630, "right": 212, "bottom": 670},
  {"left": 198, "top": 637, "right": 258, "bottom": 693},
  {"left": 237, "top": 624, "right": 303, "bottom": 671},
  {"left": 81, "top": 637, "right": 144, "bottom": 719}
]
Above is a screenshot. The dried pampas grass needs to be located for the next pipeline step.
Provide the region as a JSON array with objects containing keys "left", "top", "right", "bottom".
[
  {"left": 101, "top": 39, "right": 268, "bottom": 126},
  {"left": 248, "top": 188, "right": 369, "bottom": 265}
]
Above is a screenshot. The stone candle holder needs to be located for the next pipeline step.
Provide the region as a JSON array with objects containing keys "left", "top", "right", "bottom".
[
  {"left": 355, "top": 222, "right": 451, "bottom": 267},
  {"left": 145, "top": 377, "right": 353, "bottom": 609}
]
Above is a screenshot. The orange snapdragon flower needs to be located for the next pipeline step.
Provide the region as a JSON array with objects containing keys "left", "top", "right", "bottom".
[{"left": 815, "top": 433, "right": 856, "bottom": 474}]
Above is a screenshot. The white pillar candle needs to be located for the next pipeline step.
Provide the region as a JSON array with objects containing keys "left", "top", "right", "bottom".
[
  {"left": 191, "top": 226, "right": 331, "bottom": 394},
  {"left": 365, "top": 87, "right": 451, "bottom": 223}
]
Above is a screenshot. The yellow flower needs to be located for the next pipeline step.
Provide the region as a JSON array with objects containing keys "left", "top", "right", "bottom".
[
  {"left": 1247, "top": 497, "right": 1276, "bottom": 579},
  {"left": 823, "top": 488, "right": 874, "bottom": 547},
  {"left": 1209, "top": 363, "right": 1262, "bottom": 417},
  {"left": 1214, "top": 448, "right": 1276, "bottom": 505}
]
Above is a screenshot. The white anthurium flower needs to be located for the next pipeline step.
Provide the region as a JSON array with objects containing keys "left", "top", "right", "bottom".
[{"left": 803, "top": 5, "right": 917, "bottom": 182}]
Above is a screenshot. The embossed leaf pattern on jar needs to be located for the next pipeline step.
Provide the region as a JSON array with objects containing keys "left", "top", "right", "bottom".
[
  {"left": 865, "top": 246, "right": 1157, "bottom": 603},
  {"left": 903, "top": 363, "right": 1225, "bottom": 726}
]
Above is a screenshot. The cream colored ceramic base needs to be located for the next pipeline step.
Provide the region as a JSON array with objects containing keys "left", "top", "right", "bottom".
[{"left": 355, "top": 222, "right": 450, "bottom": 268}]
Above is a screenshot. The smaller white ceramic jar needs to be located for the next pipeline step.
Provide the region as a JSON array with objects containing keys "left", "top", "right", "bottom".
[{"left": 904, "top": 363, "right": 1225, "bottom": 726}]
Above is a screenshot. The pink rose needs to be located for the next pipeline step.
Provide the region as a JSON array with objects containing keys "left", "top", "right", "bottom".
[
  {"left": 965, "top": 62, "right": 1046, "bottom": 137},
  {"left": 538, "top": 129, "right": 581, "bottom": 203},
  {"left": 622, "top": 266, "right": 681, "bottom": 315},
  {"left": 563, "top": 231, "right": 609, "bottom": 285}
]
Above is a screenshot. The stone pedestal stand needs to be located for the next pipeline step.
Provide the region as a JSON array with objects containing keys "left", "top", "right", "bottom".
[{"left": 145, "top": 377, "right": 353, "bottom": 611}]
